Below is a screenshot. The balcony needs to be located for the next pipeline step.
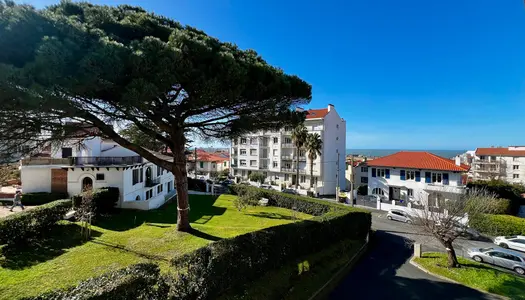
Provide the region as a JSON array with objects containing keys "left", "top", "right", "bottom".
[
  {"left": 281, "top": 167, "right": 306, "bottom": 174},
  {"left": 72, "top": 156, "right": 143, "bottom": 166},
  {"left": 424, "top": 184, "right": 466, "bottom": 195},
  {"left": 260, "top": 165, "right": 269, "bottom": 170},
  {"left": 281, "top": 155, "right": 293, "bottom": 160},
  {"left": 281, "top": 143, "right": 294, "bottom": 148},
  {"left": 145, "top": 178, "right": 161, "bottom": 188},
  {"left": 21, "top": 158, "right": 70, "bottom": 166}
]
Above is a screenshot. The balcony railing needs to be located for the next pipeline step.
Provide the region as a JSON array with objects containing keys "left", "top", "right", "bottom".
[
  {"left": 281, "top": 155, "right": 293, "bottom": 160},
  {"left": 145, "top": 178, "right": 161, "bottom": 188},
  {"left": 281, "top": 143, "right": 294, "bottom": 148},
  {"left": 72, "top": 156, "right": 143, "bottom": 166},
  {"left": 281, "top": 167, "right": 306, "bottom": 174},
  {"left": 21, "top": 158, "right": 70, "bottom": 166}
]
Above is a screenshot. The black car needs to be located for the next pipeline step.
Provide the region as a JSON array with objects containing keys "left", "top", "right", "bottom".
[{"left": 282, "top": 189, "right": 297, "bottom": 195}]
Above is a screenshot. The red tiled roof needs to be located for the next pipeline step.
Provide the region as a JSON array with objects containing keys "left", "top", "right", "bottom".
[
  {"left": 306, "top": 108, "right": 329, "bottom": 119},
  {"left": 366, "top": 151, "right": 469, "bottom": 172},
  {"left": 187, "top": 150, "right": 229, "bottom": 162},
  {"left": 475, "top": 147, "right": 525, "bottom": 157}
]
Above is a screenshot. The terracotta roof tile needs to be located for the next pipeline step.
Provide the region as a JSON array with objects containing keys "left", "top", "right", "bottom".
[
  {"left": 475, "top": 147, "right": 525, "bottom": 157},
  {"left": 187, "top": 150, "right": 229, "bottom": 162},
  {"left": 306, "top": 108, "right": 329, "bottom": 119},
  {"left": 366, "top": 151, "right": 469, "bottom": 172}
]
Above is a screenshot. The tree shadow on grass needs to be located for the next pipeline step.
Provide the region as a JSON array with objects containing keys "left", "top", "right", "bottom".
[
  {"left": 0, "top": 222, "right": 101, "bottom": 270},
  {"left": 96, "top": 194, "right": 225, "bottom": 231},
  {"left": 90, "top": 239, "right": 169, "bottom": 262},
  {"left": 244, "top": 212, "right": 296, "bottom": 221},
  {"left": 188, "top": 228, "right": 222, "bottom": 242}
]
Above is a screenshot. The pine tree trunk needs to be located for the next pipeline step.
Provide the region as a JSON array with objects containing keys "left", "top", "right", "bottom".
[
  {"left": 172, "top": 134, "right": 191, "bottom": 232},
  {"left": 443, "top": 240, "right": 460, "bottom": 268}
]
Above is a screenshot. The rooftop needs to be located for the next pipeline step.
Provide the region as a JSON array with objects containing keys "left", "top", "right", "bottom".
[
  {"left": 475, "top": 147, "right": 525, "bottom": 157},
  {"left": 306, "top": 108, "right": 329, "bottom": 119},
  {"left": 366, "top": 151, "right": 470, "bottom": 172}
]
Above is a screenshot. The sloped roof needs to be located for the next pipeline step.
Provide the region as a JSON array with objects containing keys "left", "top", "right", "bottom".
[
  {"left": 187, "top": 149, "right": 229, "bottom": 162},
  {"left": 475, "top": 147, "right": 525, "bottom": 157},
  {"left": 306, "top": 108, "right": 329, "bottom": 119},
  {"left": 366, "top": 151, "right": 469, "bottom": 172}
]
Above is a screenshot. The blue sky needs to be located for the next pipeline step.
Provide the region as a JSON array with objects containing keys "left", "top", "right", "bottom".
[{"left": 27, "top": 0, "right": 525, "bottom": 149}]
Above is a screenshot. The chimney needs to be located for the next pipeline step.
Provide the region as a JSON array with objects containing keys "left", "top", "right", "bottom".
[
  {"left": 328, "top": 104, "right": 334, "bottom": 112},
  {"left": 455, "top": 156, "right": 461, "bottom": 166}
]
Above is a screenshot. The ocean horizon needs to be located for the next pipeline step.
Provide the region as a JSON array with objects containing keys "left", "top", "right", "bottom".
[{"left": 346, "top": 149, "right": 466, "bottom": 159}]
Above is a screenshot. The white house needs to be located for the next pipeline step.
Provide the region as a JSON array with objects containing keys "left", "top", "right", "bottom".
[
  {"left": 186, "top": 149, "right": 230, "bottom": 179},
  {"left": 231, "top": 104, "right": 346, "bottom": 195},
  {"left": 367, "top": 151, "right": 469, "bottom": 207},
  {"left": 470, "top": 146, "right": 525, "bottom": 184},
  {"left": 20, "top": 133, "right": 176, "bottom": 210}
]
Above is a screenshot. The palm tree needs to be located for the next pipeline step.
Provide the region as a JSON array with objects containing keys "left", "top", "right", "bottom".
[
  {"left": 305, "top": 133, "right": 322, "bottom": 189},
  {"left": 291, "top": 125, "right": 308, "bottom": 189}
]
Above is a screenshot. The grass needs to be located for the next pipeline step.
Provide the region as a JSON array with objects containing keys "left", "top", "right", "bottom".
[
  {"left": 220, "top": 239, "right": 366, "bottom": 300},
  {"left": 414, "top": 252, "right": 525, "bottom": 299},
  {"left": 0, "top": 194, "right": 312, "bottom": 300}
]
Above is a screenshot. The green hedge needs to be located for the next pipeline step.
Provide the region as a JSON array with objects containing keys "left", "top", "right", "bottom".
[
  {"left": 470, "top": 214, "right": 525, "bottom": 236},
  {"left": 167, "top": 185, "right": 371, "bottom": 299},
  {"left": 0, "top": 199, "right": 72, "bottom": 245},
  {"left": 23, "top": 263, "right": 161, "bottom": 300},
  {"left": 73, "top": 187, "right": 119, "bottom": 215},
  {"left": 21, "top": 192, "right": 69, "bottom": 206},
  {"left": 467, "top": 180, "right": 525, "bottom": 215}
]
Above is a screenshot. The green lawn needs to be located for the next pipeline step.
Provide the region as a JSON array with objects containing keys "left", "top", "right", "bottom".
[
  {"left": 414, "top": 253, "right": 525, "bottom": 300},
  {"left": 0, "top": 194, "right": 312, "bottom": 300},
  {"left": 220, "top": 239, "right": 365, "bottom": 300}
]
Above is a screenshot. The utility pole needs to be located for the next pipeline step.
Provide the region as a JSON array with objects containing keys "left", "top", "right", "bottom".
[{"left": 336, "top": 150, "right": 340, "bottom": 203}]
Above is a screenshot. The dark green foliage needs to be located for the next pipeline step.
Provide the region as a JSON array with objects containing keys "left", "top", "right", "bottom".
[
  {"left": 467, "top": 180, "right": 525, "bottom": 215},
  {"left": 470, "top": 214, "right": 525, "bottom": 236},
  {"left": 248, "top": 172, "right": 266, "bottom": 184},
  {"left": 120, "top": 123, "right": 165, "bottom": 152},
  {"left": 168, "top": 199, "right": 370, "bottom": 299},
  {"left": 73, "top": 187, "right": 119, "bottom": 215},
  {"left": 0, "top": 199, "right": 72, "bottom": 245},
  {"left": 188, "top": 177, "right": 206, "bottom": 192},
  {"left": 21, "top": 192, "right": 69, "bottom": 206},
  {"left": 357, "top": 185, "right": 367, "bottom": 195},
  {"left": 23, "top": 263, "right": 161, "bottom": 300}
]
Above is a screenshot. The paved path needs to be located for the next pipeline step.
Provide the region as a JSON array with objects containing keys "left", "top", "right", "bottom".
[
  {"left": 0, "top": 205, "right": 34, "bottom": 218},
  {"left": 330, "top": 210, "right": 501, "bottom": 300}
]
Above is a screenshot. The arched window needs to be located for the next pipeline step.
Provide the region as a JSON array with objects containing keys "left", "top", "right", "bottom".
[
  {"left": 145, "top": 167, "right": 152, "bottom": 185},
  {"left": 135, "top": 195, "right": 141, "bottom": 201},
  {"left": 82, "top": 177, "right": 93, "bottom": 192},
  {"left": 372, "top": 188, "right": 384, "bottom": 195}
]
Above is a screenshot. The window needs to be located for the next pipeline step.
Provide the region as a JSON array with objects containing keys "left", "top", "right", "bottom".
[
  {"left": 514, "top": 174, "right": 520, "bottom": 179},
  {"left": 241, "top": 170, "right": 246, "bottom": 176},
  {"left": 514, "top": 165, "right": 519, "bottom": 170},
  {"left": 284, "top": 137, "right": 292, "bottom": 144},
  {"left": 240, "top": 160, "right": 247, "bottom": 166},
  {"left": 285, "top": 174, "right": 289, "bottom": 181},
  {"left": 61, "top": 147, "right": 73, "bottom": 158},
  {"left": 157, "top": 184, "right": 163, "bottom": 194},
  {"left": 513, "top": 157, "right": 519, "bottom": 162},
  {"left": 336, "top": 124, "right": 339, "bottom": 129},
  {"left": 224, "top": 161, "right": 227, "bottom": 167},
  {"left": 96, "top": 173, "right": 105, "bottom": 181},
  {"left": 240, "top": 138, "right": 247, "bottom": 144},
  {"left": 275, "top": 176, "right": 280, "bottom": 180},
  {"left": 372, "top": 188, "right": 384, "bottom": 195},
  {"left": 408, "top": 189, "right": 413, "bottom": 197},
  {"left": 133, "top": 169, "right": 140, "bottom": 185},
  {"left": 273, "top": 149, "right": 278, "bottom": 156},
  {"left": 273, "top": 137, "right": 278, "bottom": 144},
  {"left": 300, "top": 175, "right": 306, "bottom": 183},
  {"left": 273, "top": 161, "right": 278, "bottom": 168},
  {"left": 250, "top": 137, "right": 257, "bottom": 145},
  {"left": 375, "top": 169, "right": 388, "bottom": 178},
  {"left": 146, "top": 189, "right": 153, "bottom": 200},
  {"left": 285, "top": 163, "right": 292, "bottom": 169},
  {"left": 299, "top": 149, "right": 305, "bottom": 157},
  {"left": 240, "top": 149, "right": 247, "bottom": 155},
  {"left": 135, "top": 195, "right": 141, "bottom": 201},
  {"left": 250, "top": 160, "right": 257, "bottom": 166},
  {"left": 511, "top": 239, "right": 525, "bottom": 244},
  {"left": 361, "top": 167, "right": 368, "bottom": 172},
  {"left": 212, "top": 163, "right": 216, "bottom": 168},
  {"left": 140, "top": 168, "right": 143, "bottom": 182},
  {"left": 284, "top": 126, "right": 291, "bottom": 132},
  {"left": 336, "top": 137, "right": 339, "bottom": 141},
  {"left": 361, "top": 177, "right": 368, "bottom": 184},
  {"left": 200, "top": 162, "right": 204, "bottom": 168},
  {"left": 167, "top": 181, "right": 173, "bottom": 192},
  {"left": 431, "top": 172, "right": 442, "bottom": 183},
  {"left": 406, "top": 170, "right": 415, "bottom": 180},
  {"left": 490, "top": 156, "right": 496, "bottom": 161},
  {"left": 250, "top": 149, "right": 257, "bottom": 156}
]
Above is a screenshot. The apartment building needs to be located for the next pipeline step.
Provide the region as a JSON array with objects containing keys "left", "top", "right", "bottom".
[
  {"left": 471, "top": 146, "right": 525, "bottom": 184},
  {"left": 231, "top": 104, "right": 346, "bottom": 196},
  {"left": 367, "top": 151, "right": 470, "bottom": 207}
]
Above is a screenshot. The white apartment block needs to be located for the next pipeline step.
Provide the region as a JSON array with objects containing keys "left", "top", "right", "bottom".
[
  {"left": 231, "top": 104, "right": 346, "bottom": 196},
  {"left": 471, "top": 146, "right": 525, "bottom": 184},
  {"left": 367, "top": 151, "right": 469, "bottom": 207}
]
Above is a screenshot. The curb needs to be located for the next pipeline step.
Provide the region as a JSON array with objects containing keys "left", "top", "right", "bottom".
[{"left": 409, "top": 257, "right": 507, "bottom": 299}]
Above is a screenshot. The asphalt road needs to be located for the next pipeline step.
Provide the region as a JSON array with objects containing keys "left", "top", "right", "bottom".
[{"left": 330, "top": 210, "right": 501, "bottom": 300}]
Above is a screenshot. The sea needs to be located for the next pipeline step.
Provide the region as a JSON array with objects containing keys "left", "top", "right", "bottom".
[{"left": 346, "top": 149, "right": 466, "bottom": 159}]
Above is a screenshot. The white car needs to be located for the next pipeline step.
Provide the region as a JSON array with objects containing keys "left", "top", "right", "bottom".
[
  {"left": 494, "top": 236, "right": 525, "bottom": 253},
  {"left": 386, "top": 209, "right": 413, "bottom": 224}
]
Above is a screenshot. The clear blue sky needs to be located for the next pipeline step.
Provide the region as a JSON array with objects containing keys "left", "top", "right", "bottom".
[{"left": 27, "top": 0, "right": 525, "bottom": 149}]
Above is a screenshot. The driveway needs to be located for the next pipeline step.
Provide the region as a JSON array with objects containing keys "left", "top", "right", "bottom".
[{"left": 330, "top": 210, "right": 501, "bottom": 300}]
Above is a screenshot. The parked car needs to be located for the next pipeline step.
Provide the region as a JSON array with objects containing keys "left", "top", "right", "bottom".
[
  {"left": 386, "top": 209, "right": 413, "bottom": 224},
  {"left": 282, "top": 189, "right": 297, "bottom": 195},
  {"left": 260, "top": 184, "right": 273, "bottom": 190},
  {"left": 467, "top": 247, "right": 525, "bottom": 275},
  {"left": 494, "top": 236, "right": 525, "bottom": 253}
]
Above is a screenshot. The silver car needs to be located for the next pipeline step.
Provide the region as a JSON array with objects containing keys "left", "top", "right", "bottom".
[
  {"left": 386, "top": 209, "right": 413, "bottom": 224},
  {"left": 467, "top": 247, "right": 525, "bottom": 275}
]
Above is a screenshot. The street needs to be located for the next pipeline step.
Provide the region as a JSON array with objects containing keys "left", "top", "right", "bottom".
[{"left": 330, "top": 210, "right": 501, "bottom": 300}]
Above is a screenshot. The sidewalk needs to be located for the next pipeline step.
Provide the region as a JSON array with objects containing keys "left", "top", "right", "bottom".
[{"left": 0, "top": 205, "right": 35, "bottom": 218}]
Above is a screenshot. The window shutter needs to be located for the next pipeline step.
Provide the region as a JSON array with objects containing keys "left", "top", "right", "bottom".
[
  {"left": 443, "top": 173, "right": 449, "bottom": 185},
  {"left": 425, "top": 172, "right": 431, "bottom": 183},
  {"left": 400, "top": 170, "right": 406, "bottom": 181},
  {"left": 372, "top": 168, "right": 376, "bottom": 177},
  {"left": 385, "top": 169, "right": 390, "bottom": 179},
  {"left": 415, "top": 171, "right": 421, "bottom": 182}
]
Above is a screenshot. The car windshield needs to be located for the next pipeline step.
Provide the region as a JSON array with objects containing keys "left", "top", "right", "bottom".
[{"left": 504, "top": 236, "right": 517, "bottom": 239}]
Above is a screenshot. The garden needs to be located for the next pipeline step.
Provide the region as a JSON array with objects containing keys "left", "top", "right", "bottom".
[{"left": 0, "top": 187, "right": 371, "bottom": 300}]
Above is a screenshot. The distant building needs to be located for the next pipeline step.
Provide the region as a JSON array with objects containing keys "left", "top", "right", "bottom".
[
  {"left": 186, "top": 149, "right": 230, "bottom": 179},
  {"left": 345, "top": 160, "right": 368, "bottom": 190},
  {"left": 367, "top": 151, "right": 470, "bottom": 207},
  {"left": 471, "top": 146, "right": 525, "bottom": 184}
]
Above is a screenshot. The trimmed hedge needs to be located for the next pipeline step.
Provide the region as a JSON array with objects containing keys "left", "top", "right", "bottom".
[
  {"left": 23, "top": 263, "right": 161, "bottom": 300},
  {"left": 0, "top": 199, "right": 72, "bottom": 245},
  {"left": 167, "top": 185, "right": 371, "bottom": 299},
  {"left": 73, "top": 187, "right": 119, "bottom": 215},
  {"left": 470, "top": 214, "right": 525, "bottom": 236},
  {"left": 21, "top": 192, "right": 69, "bottom": 206}
]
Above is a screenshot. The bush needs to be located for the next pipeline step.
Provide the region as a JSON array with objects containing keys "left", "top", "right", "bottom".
[
  {"left": 188, "top": 177, "right": 206, "bottom": 192},
  {"left": 21, "top": 192, "right": 69, "bottom": 206},
  {"left": 73, "top": 187, "right": 119, "bottom": 215},
  {"left": 0, "top": 199, "right": 72, "bottom": 245},
  {"left": 470, "top": 214, "right": 525, "bottom": 236},
  {"left": 467, "top": 180, "right": 525, "bottom": 215},
  {"left": 24, "top": 263, "right": 161, "bottom": 300},
  {"left": 168, "top": 186, "right": 371, "bottom": 299},
  {"left": 357, "top": 185, "right": 367, "bottom": 196}
]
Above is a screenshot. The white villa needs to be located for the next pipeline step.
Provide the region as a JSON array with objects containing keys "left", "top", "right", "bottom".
[
  {"left": 367, "top": 151, "right": 470, "bottom": 207},
  {"left": 231, "top": 104, "right": 346, "bottom": 196},
  {"left": 20, "top": 131, "right": 176, "bottom": 210}
]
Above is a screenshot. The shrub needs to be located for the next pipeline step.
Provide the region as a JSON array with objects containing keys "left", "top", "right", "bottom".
[
  {"left": 188, "top": 177, "right": 206, "bottom": 192},
  {"left": 357, "top": 185, "right": 367, "bottom": 196},
  {"left": 470, "top": 214, "right": 525, "bottom": 236},
  {"left": 0, "top": 199, "right": 72, "bottom": 245},
  {"left": 73, "top": 187, "right": 119, "bottom": 215},
  {"left": 467, "top": 180, "right": 525, "bottom": 215},
  {"left": 21, "top": 192, "right": 69, "bottom": 206},
  {"left": 24, "top": 263, "right": 161, "bottom": 300}
]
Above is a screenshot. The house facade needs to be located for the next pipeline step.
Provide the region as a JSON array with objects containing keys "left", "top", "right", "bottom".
[
  {"left": 186, "top": 149, "right": 230, "bottom": 179},
  {"left": 20, "top": 136, "right": 176, "bottom": 210},
  {"left": 230, "top": 104, "right": 346, "bottom": 195},
  {"left": 471, "top": 146, "right": 525, "bottom": 184},
  {"left": 367, "top": 152, "right": 469, "bottom": 207}
]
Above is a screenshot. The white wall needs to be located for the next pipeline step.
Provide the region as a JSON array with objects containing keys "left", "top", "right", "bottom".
[
  {"left": 319, "top": 106, "right": 346, "bottom": 195},
  {"left": 21, "top": 167, "right": 52, "bottom": 193},
  {"left": 67, "top": 168, "right": 124, "bottom": 198},
  {"left": 122, "top": 163, "right": 175, "bottom": 204}
]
